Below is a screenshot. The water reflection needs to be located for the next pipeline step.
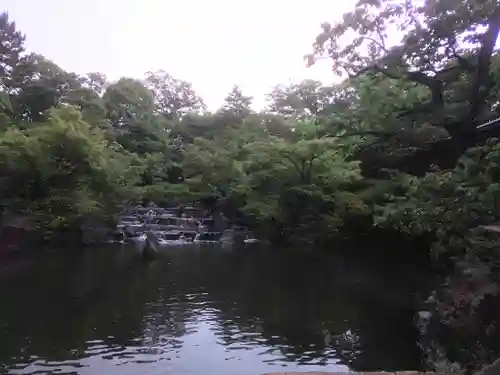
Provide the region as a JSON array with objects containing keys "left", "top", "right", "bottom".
[{"left": 0, "top": 245, "right": 426, "bottom": 375}]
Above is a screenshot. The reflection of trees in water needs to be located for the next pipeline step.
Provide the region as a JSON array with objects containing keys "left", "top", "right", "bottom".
[
  {"left": 0, "top": 247, "right": 189, "bottom": 366},
  {"left": 0, "top": 248, "right": 138, "bottom": 362},
  {"left": 164, "top": 247, "right": 425, "bottom": 371},
  {"left": 1, "top": 244, "right": 427, "bottom": 372}
]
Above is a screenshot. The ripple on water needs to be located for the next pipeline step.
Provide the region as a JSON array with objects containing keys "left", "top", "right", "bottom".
[
  {"left": 83, "top": 344, "right": 128, "bottom": 360},
  {"left": 1, "top": 244, "right": 425, "bottom": 375},
  {"left": 6, "top": 358, "right": 88, "bottom": 375}
]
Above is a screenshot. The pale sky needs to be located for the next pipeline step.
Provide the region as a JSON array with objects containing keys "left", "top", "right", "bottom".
[{"left": 3, "top": 0, "right": 354, "bottom": 110}]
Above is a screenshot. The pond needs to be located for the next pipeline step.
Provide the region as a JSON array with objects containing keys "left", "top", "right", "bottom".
[{"left": 0, "top": 243, "right": 430, "bottom": 375}]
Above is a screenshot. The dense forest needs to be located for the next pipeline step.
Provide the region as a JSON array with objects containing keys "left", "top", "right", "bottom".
[{"left": 2, "top": 0, "right": 500, "bottom": 371}]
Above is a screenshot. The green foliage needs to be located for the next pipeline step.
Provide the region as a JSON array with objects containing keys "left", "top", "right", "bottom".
[
  {"left": 267, "top": 80, "right": 337, "bottom": 119},
  {"left": 2, "top": 3, "right": 500, "bottom": 254},
  {"left": 219, "top": 85, "right": 253, "bottom": 120},
  {"left": 144, "top": 70, "right": 206, "bottom": 120},
  {"left": 307, "top": 0, "right": 500, "bottom": 129},
  {"left": 239, "top": 136, "right": 367, "bottom": 243},
  {"left": 374, "top": 139, "right": 500, "bottom": 239},
  {"left": 0, "top": 107, "right": 139, "bottom": 230},
  {"left": 0, "top": 12, "right": 24, "bottom": 83},
  {"left": 103, "top": 78, "right": 155, "bottom": 128},
  {"left": 3, "top": 4, "right": 500, "bottom": 371},
  {"left": 0, "top": 92, "right": 12, "bottom": 112}
]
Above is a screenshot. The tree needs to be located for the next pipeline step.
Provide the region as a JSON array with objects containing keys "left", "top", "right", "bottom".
[
  {"left": 0, "top": 12, "right": 25, "bottom": 86},
  {"left": 8, "top": 54, "right": 81, "bottom": 122},
  {"left": 241, "top": 135, "right": 366, "bottom": 243},
  {"left": 307, "top": 0, "right": 500, "bottom": 135},
  {"left": 64, "top": 73, "right": 108, "bottom": 127},
  {"left": 103, "top": 78, "right": 155, "bottom": 129},
  {"left": 64, "top": 86, "right": 108, "bottom": 128},
  {"left": 81, "top": 72, "right": 108, "bottom": 96},
  {"left": 115, "top": 116, "right": 171, "bottom": 155},
  {"left": 182, "top": 137, "right": 243, "bottom": 199},
  {"left": 144, "top": 70, "right": 205, "bottom": 120},
  {"left": 0, "top": 106, "right": 138, "bottom": 230},
  {"left": 267, "top": 80, "right": 337, "bottom": 119},
  {"left": 219, "top": 85, "right": 253, "bottom": 119}
]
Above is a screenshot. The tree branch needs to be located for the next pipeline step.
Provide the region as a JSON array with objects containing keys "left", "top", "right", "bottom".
[
  {"left": 362, "top": 36, "right": 388, "bottom": 53},
  {"left": 357, "top": 17, "right": 388, "bottom": 53},
  {"left": 332, "top": 130, "right": 396, "bottom": 139},
  {"left": 305, "top": 154, "right": 319, "bottom": 184},
  {"left": 469, "top": 11, "right": 500, "bottom": 121},
  {"left": 281, "top": 153, "right": 307, "bottom": 183},
  {"left": 446, "top": 42, "right": 475, "bottom": 73},
  {"left": 356, "top": 64, "right": 444, "bottom": 109},
  {"left": 406, "top": 71, "right": 444, "bottom": 109}
]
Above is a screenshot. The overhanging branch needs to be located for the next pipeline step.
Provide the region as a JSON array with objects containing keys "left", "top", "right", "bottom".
[
  {"left": 469, "top": 11, "right": 500, "bottom": 121},
  {"left": 356, "top": 64, "right": 445, "bottom": 109}
]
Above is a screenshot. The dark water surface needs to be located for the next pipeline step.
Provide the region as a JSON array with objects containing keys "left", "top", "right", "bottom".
[{"left": 0, "top": 244, "right": 428, "bottom": 375}]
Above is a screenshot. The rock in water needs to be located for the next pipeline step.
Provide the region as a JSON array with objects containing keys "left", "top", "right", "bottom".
[{"left": 141, "top": 232, "right": 159, "bottom": 261}]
